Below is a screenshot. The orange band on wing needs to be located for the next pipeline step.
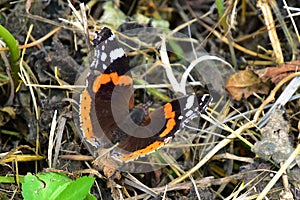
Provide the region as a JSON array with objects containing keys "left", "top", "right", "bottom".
[
  {"left": 80, "top": 89, "right": 94, "bottom": 139},
  {"left": 164, "top": 103, "right": 176, "bottom": 119},
  {"left": 159, "top": 118, "right": 176, "bottom": 138},
  {"left": 118, "top": 141, "right": 165, "bottom": 162},
  {"left": 164, "top": 103, "right": 172, "bottom": 115},
  {"left": 119, "top": 102, "right": 179, "bottom": 161},
  {"left": 110, "top": 72, "right": 120, "bottom": 85},
  {"left": 159, "top": 103, "right": 177, "bottom": 138},
  {"left": 93, "top": 73, "right": 133, "bottom": 93}
]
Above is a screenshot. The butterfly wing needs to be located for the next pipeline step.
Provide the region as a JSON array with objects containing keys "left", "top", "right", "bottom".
[
  {"left": 113, "top": 94, "right": 212, "bottom": 162},
  {"left": 80, "top": 27, "right": 134, "bottom": 150}
]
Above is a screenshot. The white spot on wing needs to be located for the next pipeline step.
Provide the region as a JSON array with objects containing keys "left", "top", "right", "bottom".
[
  {"left": 101, "top": 52, "right": 107, "bottom": 62},
  {"left": 201, "top": 94, "right": 209, "bottom": 102},
  {"left": 108, "top": 35, "right": 115, "bottom": 41},
  {"left": 185, "top": 110, "right": 193, "bottom": 118},
  {"left": 110, "top": 48, "right": 125, "bottom": 62},
  {"left": 91, "top": 50, "right": 100, "bottom": 69},
  {"left": 184, "top": 96, "right": 195, "bottom": 110},
  {"left": 102, "top": 63, "right": 107, "bottom": 70}
]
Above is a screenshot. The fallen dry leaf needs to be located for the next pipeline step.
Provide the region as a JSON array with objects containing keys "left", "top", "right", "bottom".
[
  {"left": 254, "top": 60, "right": 300, "bottom": 84},
  {"left": 226, "top": 68, "right": 270, "bottom": 101}
]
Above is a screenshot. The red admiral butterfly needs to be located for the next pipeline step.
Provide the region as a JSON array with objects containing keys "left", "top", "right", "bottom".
[{"left": 79, "top": 27, "right": 212, "bottom": 165}]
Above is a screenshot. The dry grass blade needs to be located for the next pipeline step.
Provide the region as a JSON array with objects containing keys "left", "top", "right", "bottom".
[
  {"left": 18, "top": 25, "right": 39, "bottom": 120},
  {"left": 258, "top": 76, "right": 300, "bottom": 128},
  {"left": 269, "top": 0, "right": 298, "bottom": 60},
  {"left": 257, "top": 0, "right": 283, "bottom": 64},
  {"left": 52, "top": 116, "right": 66, "bottom": 168},
  {"left": 48, "top": 110, "right": 57, "bottom": 168},
  {"left": 0, "top": 155, "right": 45, "bottom": 163},
  {"left": 0, "top": 145, "right": 45, "bottom": 164},
  {"left": 198, "top": 19, "right": 274, "bottom": 61},
  {"left": 124, "top": 173, "right": 158, "bottom": 197},
  {"left": 283, "top": 1, "right": 300, "bottom": 43}
]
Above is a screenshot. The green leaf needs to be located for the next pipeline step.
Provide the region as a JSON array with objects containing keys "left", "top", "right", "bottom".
[
  {"left": 0, "top": 175, "right": 24, "bottom": 183},
  {"left": 54, "top": 176, "right": 95, "bottom": 200},
  {"left": 100, "top": 1, "right": 126, "bottom": 29},
  {"left": 22, "top": 173, "right": 71, "bottom": 200},
  {"left": 22, "top": 172, "right": 96, "bottom": 200},
  {"left": 215, "top": 0, "right": 227, "bottom": 31},
  {"left": 0, "top": 24, "right": 19, "bottom": 63},
  {"left": 168, "top": 39, "right": 184, "bottom": 60},
  {"left": 215, "top": 0, "right": 225, "bottom": 18}
]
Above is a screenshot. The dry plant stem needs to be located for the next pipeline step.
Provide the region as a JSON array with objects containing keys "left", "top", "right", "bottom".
[
  {"left": 212, "top": 152, "right": 254, "bottom": 163},
  {"left": 190, "top": 175, "right": 201, "bottom": 199},
  {"left": 21, "top": 83, "right": 84, "bottom": 89},
  {"left": 117, "top": 31, "right": 158, "bottom": 56},
  {"left": 14, "top": 159, "right": 20, "bottom": 191},
  {"left": 183, "top": 1, "right": 273, "bottom": 61},
  {"left": 73, "top": 169, "right": 104, "bottom": 179},
  {"left": 280, "top": 162, "right": 290, "bottom": 192},
  {"left": 257, "top": 0, "right": 284, "bottom": 64},
  {"left": 80, "top": 3, "right": 90, "bottom": 53},
  {"left": 0, "top": 155, "right": 44, "bottom": 163},
  {"left": 18, "top": 25, "right": 43, "bottom": 165},
  {"left": 26, "top": 14, "right": 71, "bottom": 30},
  {"left": 162, "top": 185, "right": 167, "bottom": 200},
  {"left": 124, "top": 174, "right": 158, "bottom": 197},
  {"left": 298, "top": 121, "right": 300, "bottom": 140},
  {"left": 0, "top": 27, "right": 61, "bottom": 51},
  {"left": 59, "top": 154, "right": 93, "bottom": 161},
  {"left": 19, "top": 62, "right": 39, "bottom": 84},
  {"left": 269, "top": 0, "right": 298, "bottom": 60},
  {"left": 226, "top": 0, "right": 239, "bottom": 68},
  {"left": 48, "top": 110, "right": 57, "bottom": 168},
  {"left": 169, "top": 72, "right": 300, "bottom": 185},
  {"left": 256, "top": 144, "right": 300, "bottom": 200},
  {"left": 14, "top": 30, "right": 36, "bottom": 162},
  {"left": 196, "top": 19, "right": 274, "bottom": 61},
  {"left": 168, "top": 18, "right": 197, "bottom": 37},
  {"left": 241, "top": 0, "right": 247, "bottom": 24},
  {"left": 169, "top": 133, "right": 242, "bottom": 185},
  {"left": 159, "top": 152, "right": 182, "bottom": 177},
  {"left": 283, "top": 0, "right": 300, "bottom": 43},
  {"left": 155, "top": 170, "right": 267, "bottom": 194},
  {"left": 29, "top": 35, "right": 42, "bottom": 50},
  {"left": 253, "top": 72, "right": 300, "bottom": 121},
  {"left": 52, "top": 116, "right": 66, "bottom": 168}
]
